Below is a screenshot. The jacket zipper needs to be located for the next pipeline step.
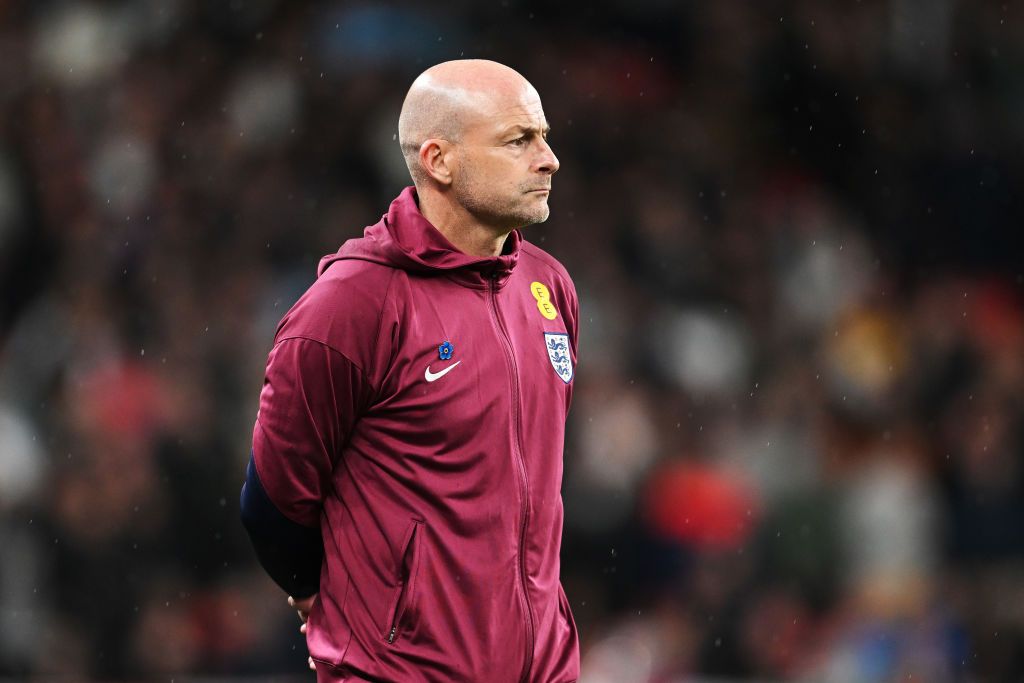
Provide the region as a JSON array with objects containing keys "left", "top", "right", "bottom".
[{"left": 488, "top": 273, "right": 536, "bottom": 683}]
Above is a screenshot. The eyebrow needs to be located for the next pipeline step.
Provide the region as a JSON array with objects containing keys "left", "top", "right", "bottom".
[{"left": 501, "top": 124, "right": 551, "bottom": 138}]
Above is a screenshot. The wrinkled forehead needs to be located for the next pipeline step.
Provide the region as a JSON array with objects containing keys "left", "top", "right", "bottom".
[{"left": 467, "top": 83, "right": 548, "bottom": 136}]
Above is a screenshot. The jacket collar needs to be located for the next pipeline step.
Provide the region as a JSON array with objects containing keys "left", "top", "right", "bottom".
[{"left": 384, "top": 186, "right": 521, "bottom": 289}]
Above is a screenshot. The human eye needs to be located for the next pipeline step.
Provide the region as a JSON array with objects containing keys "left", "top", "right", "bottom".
[{"left": 508, "top": 135, "right": 527, "bottom": 147}]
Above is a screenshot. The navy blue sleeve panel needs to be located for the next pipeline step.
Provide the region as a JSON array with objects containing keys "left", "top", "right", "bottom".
[{"left": 240, "top": 453, "right": 324, "bottom": 599}]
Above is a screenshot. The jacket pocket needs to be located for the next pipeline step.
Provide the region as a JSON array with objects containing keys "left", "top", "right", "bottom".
[{"left": 383, "top": 518, "right": 423, "bottom": 644}]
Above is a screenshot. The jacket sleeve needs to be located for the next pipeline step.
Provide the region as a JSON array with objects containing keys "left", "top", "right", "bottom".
[
  {"left": 566, "top": 283, "right": 580, "bottom": 410},
  {"left": 251, "top": 336, "right": 372, "bottom": 527},
  {"left": 240, "top": 452, "right": 323, "bottom": 598}
]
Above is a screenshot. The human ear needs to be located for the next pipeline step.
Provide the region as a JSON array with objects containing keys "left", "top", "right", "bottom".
[{"left": 419, "top": 139, "right": 453, "bottom": 186}]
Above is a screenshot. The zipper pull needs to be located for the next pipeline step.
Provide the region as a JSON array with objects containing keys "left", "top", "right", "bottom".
[{"left": 388, "top": 626, "right": 397, "bottom": 643}]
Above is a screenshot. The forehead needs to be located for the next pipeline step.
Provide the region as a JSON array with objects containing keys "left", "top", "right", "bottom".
[{"left": 470, "top": 85, "right": 548, "bottom": 136}]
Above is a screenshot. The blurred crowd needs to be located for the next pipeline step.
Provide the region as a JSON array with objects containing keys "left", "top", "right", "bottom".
[{"left": 1, "top": 1, "right": 1023, "bottom": 681}]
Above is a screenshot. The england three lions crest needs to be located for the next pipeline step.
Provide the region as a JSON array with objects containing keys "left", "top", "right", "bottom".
[{"left": 544, "top": 332, "right": 573, "bottom": 383}]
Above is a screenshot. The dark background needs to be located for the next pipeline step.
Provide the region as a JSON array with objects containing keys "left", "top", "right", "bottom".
[{"left": 0, "top": 1, "right": 1022, "bottom": 681}]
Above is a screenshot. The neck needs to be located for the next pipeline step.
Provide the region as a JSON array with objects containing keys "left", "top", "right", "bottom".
[{"left": 416, "top": 186, "right": 510, "bottom": 257}]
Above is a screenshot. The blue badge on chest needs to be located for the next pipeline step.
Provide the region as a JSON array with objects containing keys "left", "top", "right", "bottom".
[
  {"left": 544, "top": 332, "right": 573, "bottom": 383},
  {"left": 438, "top": 341, "right": 454, "bottom": 360}
]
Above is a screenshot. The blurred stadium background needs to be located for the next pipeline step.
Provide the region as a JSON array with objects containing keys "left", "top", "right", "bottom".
[{"left": 1, "top": 1, "right": 1022, "bottom": 681}]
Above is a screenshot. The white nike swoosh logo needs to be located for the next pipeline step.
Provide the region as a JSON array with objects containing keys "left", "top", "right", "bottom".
[{"left": 424, "top": 360, "right": 461, "bottom": 382}]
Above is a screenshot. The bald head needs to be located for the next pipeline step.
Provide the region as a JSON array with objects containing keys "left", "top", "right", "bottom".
[{"left": 398, "top": 60, "right": 539, "bottom": 185}]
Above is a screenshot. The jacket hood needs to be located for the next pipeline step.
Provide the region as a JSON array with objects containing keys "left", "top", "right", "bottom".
[{"left": 317, "top": 186, "right": 522, "bottom": 288}]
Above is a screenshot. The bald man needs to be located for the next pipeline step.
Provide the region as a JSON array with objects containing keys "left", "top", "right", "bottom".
[{"left": 241, "top": 60, "right": 580, "bottom": 682}]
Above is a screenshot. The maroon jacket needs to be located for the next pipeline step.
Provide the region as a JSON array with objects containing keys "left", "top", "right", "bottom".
[{"left": 252, "top": 187, "right": 580, "bottom": 682}]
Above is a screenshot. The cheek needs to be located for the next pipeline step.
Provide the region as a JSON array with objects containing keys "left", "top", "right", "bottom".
[
  {"left": 458, "top": 152, "right": 523, "bottom": 196},
  {"left": 476, "top": 155, "right": 507, "bottom": 177},
  {"left": 476, "top": 151, "right": 521, "bottom": 180}
]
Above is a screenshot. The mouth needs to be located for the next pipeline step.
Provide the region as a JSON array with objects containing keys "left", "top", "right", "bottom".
[{"left": 528, "top": 188, "right": 551, "bottom": 194}]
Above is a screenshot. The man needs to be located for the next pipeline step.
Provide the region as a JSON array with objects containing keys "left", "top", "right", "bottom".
[{"left": 240, "top": 59, "right": 579, "bottom": 682}]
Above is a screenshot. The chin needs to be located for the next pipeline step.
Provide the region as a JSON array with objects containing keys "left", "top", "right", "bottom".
[
  {"left": 524, "top": 197, "right": 551, "bottom": 222},
  {"left": 524, "top": 217, "right": 550, "bottom": 228},
  {"left": 516, "top": 206, "right": 550, "bottom": 227}
]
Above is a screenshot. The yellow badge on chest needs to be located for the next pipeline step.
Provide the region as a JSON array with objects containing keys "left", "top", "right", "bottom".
[{"left": 530, "top": 282, "right": 558, "bottom": 320}]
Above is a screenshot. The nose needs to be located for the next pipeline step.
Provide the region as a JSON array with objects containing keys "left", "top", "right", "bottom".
[{"left": 534, "top": 137, "right": 560, "bottom": 175}]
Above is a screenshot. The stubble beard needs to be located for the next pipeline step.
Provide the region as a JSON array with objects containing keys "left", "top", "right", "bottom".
[{"left": 453, "top": 163, "right": 550, "bottom": 230}]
